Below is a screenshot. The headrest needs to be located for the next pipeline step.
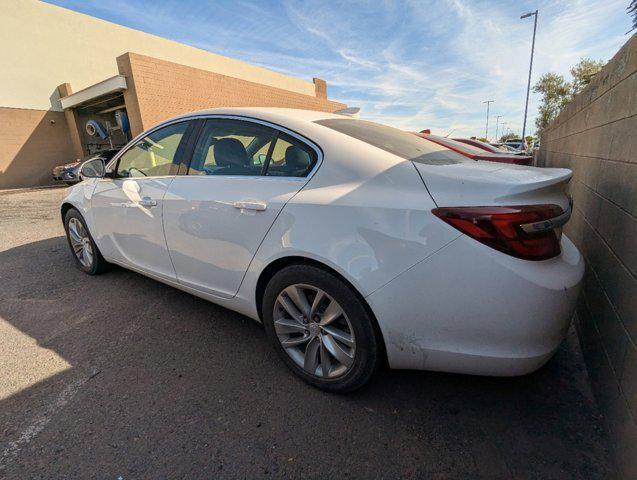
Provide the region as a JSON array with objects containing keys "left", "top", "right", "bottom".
[
  {"left": 214, "top": 138, "right": 248, "bottom": 167},
  {"left": 284, "top": 145, "right": 311, "bottom": 170}
]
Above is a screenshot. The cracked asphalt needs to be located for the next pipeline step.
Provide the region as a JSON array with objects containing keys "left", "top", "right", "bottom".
[{"left": 0, "top": 186, "right": 614, "bottom": 479}]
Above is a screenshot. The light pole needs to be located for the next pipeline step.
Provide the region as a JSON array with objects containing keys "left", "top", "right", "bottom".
[
  {"left": 520, "top": 9, "right": 538, "bottom": 146},
  {"left": 494, "top": 115, "right": 502, "bottom": 142},
  {"left": 482, "top": 100, "right": 494, "bottom": 139}
]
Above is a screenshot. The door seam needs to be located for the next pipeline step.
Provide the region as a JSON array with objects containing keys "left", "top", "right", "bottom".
[{"left": 231, "top": 177, "right": 312, "bottom": 298}]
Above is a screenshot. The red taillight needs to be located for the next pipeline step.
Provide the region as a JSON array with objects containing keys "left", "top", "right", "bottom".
[{"left": 432, "top": 204, "right": 564, "bottom": 260}]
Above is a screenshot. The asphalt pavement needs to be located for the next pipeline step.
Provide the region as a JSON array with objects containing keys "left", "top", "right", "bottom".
[{"left": 0, "top": 186, "right": 614, "bottom": 479}]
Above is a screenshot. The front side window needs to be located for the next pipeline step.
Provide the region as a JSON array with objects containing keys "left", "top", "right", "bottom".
[
  {"left": 188, "top": 119, "right": 277, "bottom": 176},
  {"left": 265, "top": 133, "right": 317, "bottom": 177},
  {"left": 116, "top": 122, "right": 189, "bottom": 178}
]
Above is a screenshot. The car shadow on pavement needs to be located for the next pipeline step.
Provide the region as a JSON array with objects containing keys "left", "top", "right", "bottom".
[{"left": 0, "top": 237, "right": 614, "bottom": 480}]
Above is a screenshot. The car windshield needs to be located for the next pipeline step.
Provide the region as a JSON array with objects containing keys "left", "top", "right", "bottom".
[{"left": 314, "top": 119, "right": 466, "bottom": 165}]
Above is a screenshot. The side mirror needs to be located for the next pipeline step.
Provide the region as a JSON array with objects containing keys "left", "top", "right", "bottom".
[{"left": 79, "top": 158, "right": 106, "bottom": 179}]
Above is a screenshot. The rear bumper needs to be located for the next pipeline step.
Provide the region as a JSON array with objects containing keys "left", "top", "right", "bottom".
[{"left": 367, "top": 234, "right": 584, "bottom": 376}]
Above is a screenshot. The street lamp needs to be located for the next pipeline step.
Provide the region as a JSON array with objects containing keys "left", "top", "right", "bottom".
[
  {"left": 494, "top": 115, "right": 502, "bottom": 142},
  {"left": 520, "top": 9, "right": 538, "bottom": 146},
  {"left": 482, "top": 100, "right": 494, "bottom": 139}
]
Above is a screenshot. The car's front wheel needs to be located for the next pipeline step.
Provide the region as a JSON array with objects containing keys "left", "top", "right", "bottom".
[
  {"left": 64, "top": 208, "right": 108, "bottom": 275},
  {"left": 263, "top": 264, "right": 382, "bottom": 392}
]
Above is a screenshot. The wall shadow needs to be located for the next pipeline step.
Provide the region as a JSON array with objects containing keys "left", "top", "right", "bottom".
[{"left": 0, "top": 108, "right": 75, "bottom": 190}]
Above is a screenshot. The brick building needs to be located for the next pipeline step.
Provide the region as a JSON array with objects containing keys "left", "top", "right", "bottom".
[{"left": 0, "top": 0, "right": 345, "bottom": 189}]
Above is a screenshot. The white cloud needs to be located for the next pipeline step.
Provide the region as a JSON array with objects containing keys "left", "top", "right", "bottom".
[{"left": 48, "top": 0, "right": 633, "bottom": 137}]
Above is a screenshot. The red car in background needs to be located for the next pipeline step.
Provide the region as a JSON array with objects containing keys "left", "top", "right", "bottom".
[{"left": 416, "top": 132, "right": 533, "bottom": 165}]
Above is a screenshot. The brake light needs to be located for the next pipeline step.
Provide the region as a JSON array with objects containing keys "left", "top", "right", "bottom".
[{"left": 432, "top": 204, "right": 564, "bottom": 260}]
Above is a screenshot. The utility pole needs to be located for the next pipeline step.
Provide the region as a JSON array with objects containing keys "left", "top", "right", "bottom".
[
  {"left": 482, "top": 100, "right": 494, "bottom": 139},
  {"left": 520, "top": 10, "right": 538, "bottom": 146},
  {"left": 499, "top": 122, "right": 507, "bottom": 141},
  {"left": 494, "top": 115, "right": 502, "bottom": 142}
]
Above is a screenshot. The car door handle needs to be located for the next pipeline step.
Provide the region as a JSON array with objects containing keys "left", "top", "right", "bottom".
[
  {"left": 233, "top": 200, "right": 267, "bottom": 211},
  {"left": 138, "top": 197, "right": 157, "bottom": 207}
]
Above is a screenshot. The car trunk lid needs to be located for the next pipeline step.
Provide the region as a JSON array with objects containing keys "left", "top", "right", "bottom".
[{"left": 412, "top": 160, "right": 572, "bottom": 211}]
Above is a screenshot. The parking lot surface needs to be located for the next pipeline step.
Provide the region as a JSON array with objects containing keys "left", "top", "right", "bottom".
[{"left": 0, "top": 187, "right": 614, "bottom": 479}]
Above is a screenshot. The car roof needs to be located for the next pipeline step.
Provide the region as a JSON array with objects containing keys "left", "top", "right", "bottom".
[{"left": 171, "top": 107, "right": 343, "bottom": 125}]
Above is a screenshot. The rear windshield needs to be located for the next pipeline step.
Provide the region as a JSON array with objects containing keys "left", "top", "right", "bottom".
[{"left": 314, "top": 119, "right": 465, "bottom": 165}]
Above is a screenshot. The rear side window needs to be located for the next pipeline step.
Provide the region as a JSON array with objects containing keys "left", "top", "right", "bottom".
[
  {"left": 314, "top": 118, "right": 465, "bottom": 165},
  {"left": 265, "top": 133, "right": 317, "bottom": 177},
  {"left": 189, "top": 119, "right": 276, "bottom": 176}
]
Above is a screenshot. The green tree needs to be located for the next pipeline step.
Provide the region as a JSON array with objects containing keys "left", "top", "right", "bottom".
[
  {"left": 629, "top": 0, "right": 636, "bottom": 33},
  {"left": 499, "top": 132, "right": 518, "bottom": 142},
  {"left": 570, "top": 58, "right": 605, "bottom": 94},
  {"left": 533, "top": 58, "right": 605, "bottom": 133},
  {"left": 533, "top": 72, "right": 571, "bottom": 132}
]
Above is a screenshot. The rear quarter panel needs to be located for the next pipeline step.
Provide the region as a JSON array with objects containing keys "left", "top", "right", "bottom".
[{"left": 238, "top": 131, "right": 461, "bottom": 307}]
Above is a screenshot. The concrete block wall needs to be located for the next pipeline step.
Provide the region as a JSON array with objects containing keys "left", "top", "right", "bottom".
[
  {"left": 118, "top": 53, "right": 346, "bottom": 135},
  {"left": 538, "top": 34, "right": 637, "bottom": 478}
]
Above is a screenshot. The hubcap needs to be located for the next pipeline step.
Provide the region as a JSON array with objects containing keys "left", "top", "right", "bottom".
[
  {"left": 273, "top": 284, "right": 355, "bottom": 378},
  {"left": 67, "top": 217, "right": 93, "bottom": 268}
]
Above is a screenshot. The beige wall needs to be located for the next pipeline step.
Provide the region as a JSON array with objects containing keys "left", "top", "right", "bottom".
[
  {"left": 119, "top": 53, "right": 346, "bottom": 135},
  {"left": 1, "top": 0, "right": 316, "bottom": 112},
  {"left": 0, "top": 108, "right": 75, "bottom": 189},
  {"left": 538, "top": 34, "right": 637, "bottom": 479}
]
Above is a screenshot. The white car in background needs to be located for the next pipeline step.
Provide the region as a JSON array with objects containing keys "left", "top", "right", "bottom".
[{"left": 61, "top": 108, "right": 584, "bottom": 392}]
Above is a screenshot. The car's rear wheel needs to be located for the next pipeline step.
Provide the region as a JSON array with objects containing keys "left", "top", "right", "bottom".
[
  {"left": 263, "top": 264, "right": 381, "bottom": 392},
  {"left": 64, "top": 208, "right": 108, "bottom": 275}
]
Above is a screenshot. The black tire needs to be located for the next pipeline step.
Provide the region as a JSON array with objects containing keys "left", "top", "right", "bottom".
[
  {"left": 263, "top": 264, "right": 381, "bottom": 393},
  {"left": 64, "top": 208, "right": 109, "bottom": 275}
]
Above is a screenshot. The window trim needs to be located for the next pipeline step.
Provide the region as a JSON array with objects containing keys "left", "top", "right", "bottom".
[
  {"left": 105, "top": 114, "right": 323, "bottom": 181},
  {"left": 260, "top": 130, "right": 279, "bottom": 176},
  {"left": 182, "top": 115, "right": 323, "bottom": 181}
]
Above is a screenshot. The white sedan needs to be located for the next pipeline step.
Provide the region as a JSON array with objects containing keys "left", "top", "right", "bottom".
[{"left": 61, "top": 108, "right": 584, "bottom": 392}]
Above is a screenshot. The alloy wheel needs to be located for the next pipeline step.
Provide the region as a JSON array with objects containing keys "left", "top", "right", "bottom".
[
  {"left": 67, "top": 217, "right": 94, "bottom": 268},
  {"left": 273, "top": 284, "right": 356, "bottom": 378}
]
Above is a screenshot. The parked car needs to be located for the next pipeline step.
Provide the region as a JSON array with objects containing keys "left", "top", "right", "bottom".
[
  {"left": 61, "top": 108, "right": 583, "bottom": 392},
  {"left": 491, "top": 142, "right": 524, "bottom": 154},
  {"left": 504, "top": 139, "right": 526, "bottom": 152},
  {"left": 52, "top": 149, "right": 120, "bottom": 185},
  {"left": 416, "top": 132, "right": 533, "bottom": 165},
  {"left": 458, "top": 138, "right": 529, "bottom": 156},
  {"left": 453, "top": 137, "right": 507, "bottom": 153}
]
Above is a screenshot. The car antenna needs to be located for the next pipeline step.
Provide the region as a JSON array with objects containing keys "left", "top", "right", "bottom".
[{"left": 443, "top": 128, "right": 455, "bottom": 138}]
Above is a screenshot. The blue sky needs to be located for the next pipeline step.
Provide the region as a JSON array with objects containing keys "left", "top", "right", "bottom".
[{"left": 46, "top": 0, "right": 632, "bottom": 138}]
